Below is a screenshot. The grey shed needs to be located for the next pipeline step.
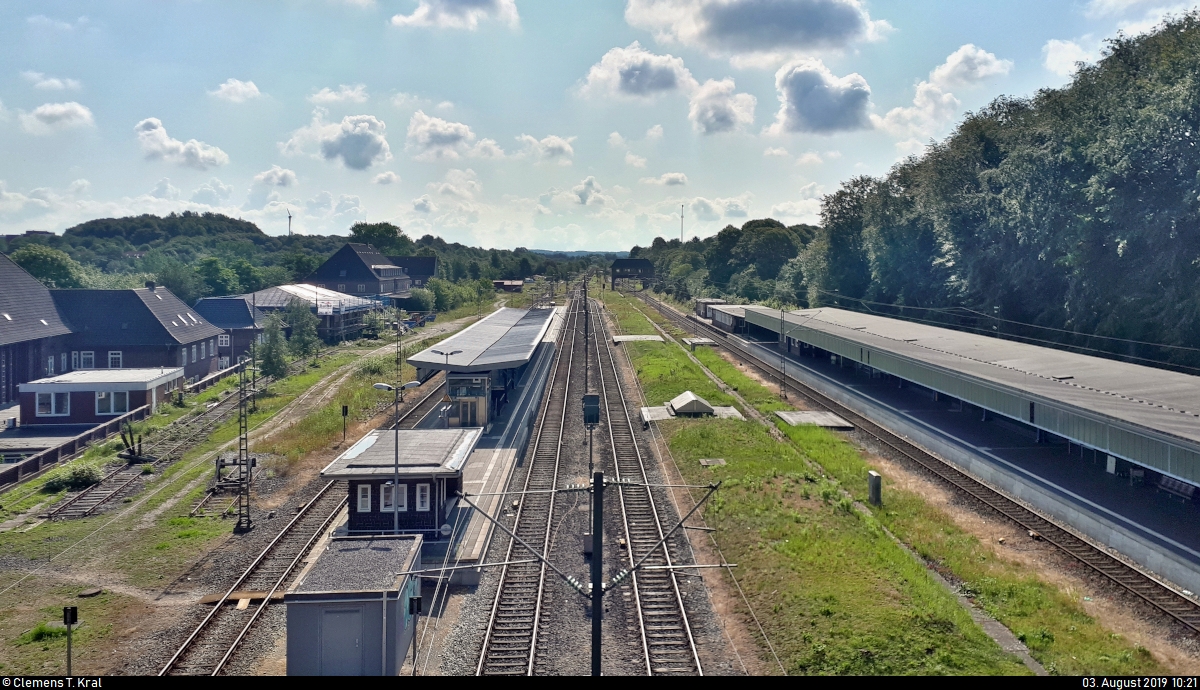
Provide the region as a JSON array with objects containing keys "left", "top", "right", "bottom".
[{"left": 668, "top": 391, "right": 714, "bottom": 417}]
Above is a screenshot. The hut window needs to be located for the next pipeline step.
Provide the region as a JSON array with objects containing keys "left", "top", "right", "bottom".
[
  {"left": 382, "top": 484, "right": 408, "bottom": 512},
  {"left": 416, "top": 483, "right": 430, "bottom": 512},
  {"left": 357, "top": 484, "right": 372, "bottom": 512}
]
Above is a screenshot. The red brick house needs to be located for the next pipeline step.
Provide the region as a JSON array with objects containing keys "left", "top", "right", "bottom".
[{"left": 18, "top": 367, "right": 183, "bottom": 427}]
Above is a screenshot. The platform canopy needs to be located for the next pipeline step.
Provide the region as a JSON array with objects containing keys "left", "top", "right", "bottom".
[
  {"left": 408, "top": 307, "right": 557, "bottom": 373},
  {"left": 321, "top": 428, "right": 482, "bottom": 479}
]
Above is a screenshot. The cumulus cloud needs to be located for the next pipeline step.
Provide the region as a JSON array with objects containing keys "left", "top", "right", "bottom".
[
  {"left": 429, "top": 168, "right": 482, "bottom": 200},
  {"left": 580, "top": 42, "right": 697, "bottom": 99},
  {"left": 390, "top": 0, "right": 518, "bottom": 29},
  {"left": 767, "top": 59, "right": 871, "bottom": 134},
  {"left": 306, "top": 191, "right": 364, "bottom": 218},
  {"left": 190, "top": 178, "right": 233, "bottom": 205},
  {"left": 245, "top": 165, "right": 297, "bottom": 209},
  {"left": 209, "top": 78, "right": 262, "bottom": 102},
  {"left": 1043, "top": 39, "right": 1094, "bottom": 77},
  {"left": 625, "top": 151, "right": 648, "bottom": 167},
  {"left": 281, "top": 110, "right": 392, "bottom": 169},
  {"left": 26, "top": 15, "right": 89, "bottom": 31},
  {"left": 309, "top": 84, "right": 369, "bottom": 104},
  {"left": 404, "top": 110, "right": 503, "bottom": 161},
  {"left": 796, "top": 151, "right": 824, "bottom": 165},
  {"left": 689, "top": 194, "right": 751, "bottom": 220},
  {"left": 21, "top": 71, "right": 81, "bottom": 91},
  {"left": 572, "top": 176, "right": 609, "bottom": 205},
  {"left": 373, "top": 171, "right": 400, "bottom": 184},
  {"left": 640, "top": 172, "right": 688, "bottom": 186},
  {"left": 412, "top": 194, "right": 437, "bottom": 213},
  {"left": 872, "top": 44, "right": 1009, "bottom": 139},
  {"left": 763, "top": 146, "right": 789, "bottom": 157},
  {"left": 517, "top": 134, "right": 576, "bottom": 164},
  {"left": 646, "top": 124, "right": 664, "bottom": 140},
  {"left": 135, "top": 118, "right": 228, "bottom": 169},
  {"left": 608, "top": 131, "right": 627, "bottom": 148},
  {"left": 20, "top": 102, "right": 95, "bottom": 134},
  {"left": 150, "top": 178, "right": 180, "bottom": 200},
  {"left": 688, "top": 78, "right": 756, "bottom": 134},
  {"left": 625, "top": 0, "right": 889, "bottom": 60},
  {"left": 771, "top": 199, "right": 820, "bottom": 218}
]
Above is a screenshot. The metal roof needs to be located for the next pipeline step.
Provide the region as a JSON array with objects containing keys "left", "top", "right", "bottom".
[
  {"left": 0, "top": 253, "right": 72, "bottom": 346},
  {"left": 408, "top": 307, "right": 558, "bottom": 372},
  {"left": 320, "top": 428, "right": 482, "bottom": 479},
  {"left": 193, "top": 296, "right": 265, "bottom": 330},
  {"left": 51, "top": 287, "right": 224, "bottom": 346},
  {"left": 243, "top": 284, "right": 376, "bottom": 312},
  {"left": 669, "top": 391, "right": 713, "bottom": 415},
  {"left": 19, "top": 367, "right": 183, "bottom": 392},
  {"left": 710, "top": 304, "right": 748, "bottom": 318},
  {"left": 746, "top": 306, "right": 1200, "bottom": 446}
]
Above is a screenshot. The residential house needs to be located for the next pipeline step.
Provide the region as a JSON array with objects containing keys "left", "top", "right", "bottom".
[
  {"left": 304, "top": 243, "right": 411, "bottom": 299},
  {"left": 19, "top": 368, "right": 184, "bottom": 427},
  {"left": 386, "top": 255, "right": 437, "bottom": 288},
  {"left": 194, "top": 295, "right": 265, "bottom": 367},
  {"left": 0, "top": 253, "right": 74, "bottom": 405}
]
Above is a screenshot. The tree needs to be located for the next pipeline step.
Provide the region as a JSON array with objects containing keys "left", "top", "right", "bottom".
[
  {"left": 258, "top": 314, "right": 289, "bottom": 379},
  {"left": 284, "top": 299, "right": 321, "bottom": 358},
  {"left": 348, "top": 222, "right": 415, "bottom": 255},
  {"left": 153, "top": 260, "right": 209, "bottom": 304},
  {"left": 196, "top": 257, "right": 241, "bottom": 296},
  {"left": 11, "top": 245, "right": 85, "bottom": 288}
]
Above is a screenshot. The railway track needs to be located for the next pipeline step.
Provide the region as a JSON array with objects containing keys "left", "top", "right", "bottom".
[
  {"left": 637, "top": 292, "right": 1200, "bottom": 635},
  {"left": 160, "top": 366, "right": 446, "bottom": 676},
  {"left": 477, "top": 291, "right": 583, "bottom": 676},
  {"left": 591, "top": 301, "right": 701, "bottom": 675}
]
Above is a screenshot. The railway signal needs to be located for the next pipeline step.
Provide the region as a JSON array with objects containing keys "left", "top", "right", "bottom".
[{"left": 63, "top": 606, "right": 77, "bottom": 676}]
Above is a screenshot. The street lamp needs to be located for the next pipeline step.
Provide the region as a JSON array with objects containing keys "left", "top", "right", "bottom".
[
  {"left": 373, "top": 380, "right": 423, "bottom": 534},
  {"left": 430, "top": 348, "right": 463, "bottom": 367}
]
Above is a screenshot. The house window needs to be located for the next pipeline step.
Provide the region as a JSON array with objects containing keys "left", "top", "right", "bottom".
[
  {"left": 209, "top": 339, "right": 215, "bottom": 356},
  {"left": 219, "top": 357, "right": 229, "bottom": 369},
  {"left": 47, "top": 356, "right": 54, "bottom": 376},
  {"left": 218, "top": 334, "right": 230, "bottom": 347},
  {"left": 36, "top": 392, "right": 69, "bottom": 416},
  {"left": 200, "top": 342, "right": 205, "bottom": 360},
  {"left": 61, "top": 353, "right": 67, "bottom": 373},
  {"left": 416, "top": 483, "right": 430, "bottom": 512},
  {"left": 382, "top": 484, "right": 407, "bottom": 512},
  {"left": 180, "top": 350, "right": 186, "bottom": 366},
  {"left": 357, "top": 484, "right": 372, "bottom": 513},
  {"left": 357, "top": 284, "right": 366, "bottom": 293},
  {"left": 71, "top": 352, "right": 79, "bottom": 370},
  {"left": 191, "top": 345, "right": 197, "bottom": 363},
  {"left": 339, "top": 269, "right": 347, "bottom": 278},
  {"left": 108, "top": 351, "right": 123, "bottom": 368},
  {"left": 80, "top": 351, "right": 94, "bottom": 369},
  {"left": 96, "top": 391, "right": 128, "bottom": 415},
  {"left": 337, "top": 284, "right": 346, "bottom": 292}
]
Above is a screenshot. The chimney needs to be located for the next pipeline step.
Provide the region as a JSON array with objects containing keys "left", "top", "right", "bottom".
[{"left": 145, "top": 281, "right": 156, "bottom": 291}]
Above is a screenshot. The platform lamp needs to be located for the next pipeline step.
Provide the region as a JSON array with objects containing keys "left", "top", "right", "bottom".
[{"left": 373, "top": 379, "right": 419, "bottom": 534}]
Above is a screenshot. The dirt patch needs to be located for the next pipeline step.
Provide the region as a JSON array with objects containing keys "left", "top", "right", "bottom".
[{"left": 863, "top": 446, "right": 1200, "bottom": 674}]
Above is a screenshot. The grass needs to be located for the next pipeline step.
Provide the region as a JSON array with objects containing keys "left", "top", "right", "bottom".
[{"left": 603, "top": 288, "right": 1168, "bottom": 675}]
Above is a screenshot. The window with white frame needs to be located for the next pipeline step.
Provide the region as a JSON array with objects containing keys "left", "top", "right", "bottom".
[
  {"left": 416, "top": 483, "right": 430, "bottom": 512},
  {"left": 180, "top": 350, "right": 186, "bottom": 366},
  {"left": 382, "top": 484, "right": 407, "bottom": 512},
  {"left": 219, "top": 357, "right": 229, "bottom": 369},
  {"left": 80, "top": 351, "right": 94, "bottom": 369},
  {"left": 71, "top": 352, "right": 79, "bottom": 370},
  {"left": 108, "top": 351, "right": 122, "bottom": 368},
  {"left": 357, "top": 484, "right": 372, "bottom": 512},
  {"left": 209, "top": 339, "right": 215, "bottom": 356},
  {"left": 96, "top": 391, "right": 128, "bottom": 415},
  {"left": 191, "top": 345, "right": 197, "bottom": 363},
  {"left": 36, "top": 392, "right": 69, "bottom": 416},
  {"left": 47, "top": 356, "right": 54, "bottom": 376},
  {"left": 337, "top": 283, "right": 346, "bottom": 292},
  {"left": 61, "top": 353, "right": 67, "bottom": 373},
  {"left": 218, "top": 334, "right": 230, "bottom": 347},
  {"left": 200, "top": 342, "right": 205, "bottom": 360},
  {"left": 357, "top": 284, "right": 366, "bottom": 293}
]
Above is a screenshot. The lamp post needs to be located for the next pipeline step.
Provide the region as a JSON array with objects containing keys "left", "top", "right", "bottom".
[{"left": 373, "top": 382, "right": 401, "bottom": 534}]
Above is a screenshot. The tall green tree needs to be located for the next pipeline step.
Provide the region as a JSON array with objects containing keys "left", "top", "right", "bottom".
[
  {"left": 284, "top": 299, "right": 321, "bottom": 358},
  {"left": 196, "top": 257, "right": 241, "bottom": 296},
  {"left": 258, "top": 314, "right": 289, "bottom": 379},
  {"left": 348, "top": 222, "right": 415, "bottom": 255},
  {"left": 11, "top": 245, "right": 85, "bottom": 288}
]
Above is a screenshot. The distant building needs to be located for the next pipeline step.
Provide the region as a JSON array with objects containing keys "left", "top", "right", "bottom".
[
  {"left": 0, "top": 253, "right": 74, "bottom": 405},
  {"left": 387, "top": 255, "right": 437, "bottom": 287},
  {"left": 193, "top": 296, "right": 266, "bottom": 367},
  {"left": 51, "top": 284, "right": 226, "bottom": 383},
  {"left": 611, "top": 258, "right": 654, "bottom": 288},
  {"left": 305, "top": 243, "right": 411, "bottom": 299},
  {"left": 492, "top": 280, "right": 523, "bottom": 293},
  {"left": 241, "top": 284, "right": 377, "bottom": 342}
]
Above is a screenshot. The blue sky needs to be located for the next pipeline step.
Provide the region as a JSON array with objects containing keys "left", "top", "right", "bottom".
[{"left": 0, "top": 0, "right": 1192, "bottom": 250}]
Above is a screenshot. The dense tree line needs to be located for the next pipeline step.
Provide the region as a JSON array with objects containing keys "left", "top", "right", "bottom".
[{"left": 639, "top": 15, "right": 1200, "bottom": 369}]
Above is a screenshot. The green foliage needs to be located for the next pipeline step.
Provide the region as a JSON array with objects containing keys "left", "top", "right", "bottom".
[
  {"left": 285, "top": 298, "right": 321, "bottom": 357},
  {"left": 17, "top": 623, "right": 67, "bottom": 645},
  {"left": 42, "top": 465, "right": 101, "bottom": 493},
  {"left": 426, "top": 277, "right": 493, "bottom": 312},
  {"left": 348, "top": 221, "right": 415, "bottom": 255},
  {"left": 258, "top": 314, "right": 289, "bottom": 378},
  {"left": 407, "top": 288, "right": 435, "bottom": 312},
  {"left": 10, "top": 244, "right": 85, "bottom": 288},
  {"left": 196, "top": 256, "right": 241, "bottom": 296}
]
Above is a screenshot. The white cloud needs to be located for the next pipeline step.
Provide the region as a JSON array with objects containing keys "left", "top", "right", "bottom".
[
  {"left": 209, "top": 78, "right": 262, "bottom": 103},
  {"left": 390, "top": 0, "right": 518, "bottom": 29},
  {"left": 135, "top": 118, "right": 228, "bottom": 169},
  {"left": 1085, "top": 0, "right": 1158, "bottom": 16},
  {"left": 688, "top": 78, "right": 756, "bottom": 134},
  {"left": 1043, "top": 39, "right": 1095, "bottom": 77},
  {"left": 796, "top": 151, "right": 823, "bottom": 165},
  {"left": 412, "top": 194, "right": 437, "bottom": 213},
  {"left": 872, "top": 45, "right": 1008, "bottom": 139},
  {"left": 572, "top": 176, "right": 610, "bottom": 205},
  {"left": 404, "top": 110, "right": 503, "bottom": 161},
  {"left": 26, "top": 15, "right": 88, "bottom": 31},
  {"left": 608, "top": 131, "right": 627, "bottom": 148},
  {"left": 246, "top": 165, "right": 297, "bottom": 209},
  {"left": 391, "top": 92, "right": 426, "bottom": 109},
  {"left": 436, "top": 100, "right": 454, "bottom": 111},
  {"left": 689, "top": 194, "right": 752, "bottom": 220},
  {"left": 190, "top": 178, "right": 233, "bottom": 205},
  {"left": 646, "top": 124, "right": 664, "bottom": 140},
  {"left": 373, "top": 171, "right": 400, "bottom": 185},
  {"left": 309, "top": 84, "right": 369, "bottom": 104},
  {"left": 771, "top": 198, "right": 820, "bottom": 218},
  {"left": 625, "top": 151, "right": 648, "bottom": 167},
  {"left": 763, "top": 146, "right": 789, "bottom": 157},
  {"left": 304, "top": 191, "right": 364, "bottom": 218},
  {"left": 281, "top": 110, "right": 392, "bottom": 169},
  {"left": 430, "top": 168, "right": 482, "bottom": 200},
  {"left": 625, "top": 0, "right": 889, "bottom": 60},
  {"left": 928, "top": 44, "right": 1012, "bottom": 89},
  {"left": 640, "top": 172, "right": 688, "bottom": 186},
  {"left": 517, "top": 134, "right": 576, "bottom": 164},
  {"left": 150, "top": 178, "right": 180, "bottom": 200},
  {"left": 20, "top": 102, "right": 94, "bottom": 135},
  {"left": 580, "top": 42, "right": 698, "bottom": 99},
  {"left": 767, "top": 58, "right": 871, "bottom": 134},
  {"left": 21, "top": 71, "right": 81, "bottom": 91}
]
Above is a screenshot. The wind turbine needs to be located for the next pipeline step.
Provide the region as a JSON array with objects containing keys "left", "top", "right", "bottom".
[{"left": 287, "top": 208, "right": 293, "bottom": 236}]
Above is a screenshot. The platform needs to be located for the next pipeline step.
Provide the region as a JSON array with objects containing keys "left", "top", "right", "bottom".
[
  {"left": 776, "top": 410, "right": 854, "bottom": 429},
  {"left": 613, "top": 334, "right": 663, "bottom": 343}
]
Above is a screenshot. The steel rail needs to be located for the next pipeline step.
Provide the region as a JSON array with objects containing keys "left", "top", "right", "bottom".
[{"left": 638, "top": 292, "right": 1200, "bottom": 635}]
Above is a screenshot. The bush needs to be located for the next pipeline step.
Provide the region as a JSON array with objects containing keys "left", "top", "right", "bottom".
[
  {"left": 43, "top": 465, "right": 102, "bottom": 493},
  {"left": 18, "top": 622, "right": 67, "bottom": 644}
]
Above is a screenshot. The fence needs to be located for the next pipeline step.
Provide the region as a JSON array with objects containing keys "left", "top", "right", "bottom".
[
  {"left": 185, "top": 360, "right": 246, "bottom": 395},
  {"left": 0, "top": 404, "right": 151, "bottom": 488}
]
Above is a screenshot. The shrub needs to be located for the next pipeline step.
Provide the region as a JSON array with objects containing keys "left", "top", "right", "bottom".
[
  {"left": 18, "top": 622, "right": 66, "bottom": 644},
  {"left": 43, "top": 465, "right": 102, "bottom": 493}
]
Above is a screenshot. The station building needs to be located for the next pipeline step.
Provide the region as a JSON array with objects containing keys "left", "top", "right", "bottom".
[
  {"left": 408, "top": 307, "right": 558, "bottom": 429},
  {"left": 709, "top": 304, "right": 748, "bottom": 334},
  {"left": 17, "top": 367, "right": 183, "bottom": 427}
]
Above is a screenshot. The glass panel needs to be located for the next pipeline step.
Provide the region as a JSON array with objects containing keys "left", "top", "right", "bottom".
[
  {"left": 37, "top": 393, "right": 52, "bottom": 415},
  {"left": 54, "top": 392, "right": 69, "bottom": 415},
  {"left": 417, "top": 484, "right": 430, "bottom": 511},
  {"left": 114, "top": 391, "right": 128, "bottom": 414},
  {"left": 81, "top": 352, "right": 93, "bottom": 368},
  {"left": 357, "top": 484, "right": 371, "bottom": 512},
  {"left": 381, "top": 485, "right": 393, "bottom": 512},
  {"left": 397, "top": 484, "right": 407, "bottom": 512},
  {"left": 96, "top": 392, "right": 111, "bottom": 415}
]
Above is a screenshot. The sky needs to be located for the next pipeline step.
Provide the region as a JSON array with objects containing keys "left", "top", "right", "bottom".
[{"left": 0, "top": 0, "right": 1194, "bottom": 251}]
